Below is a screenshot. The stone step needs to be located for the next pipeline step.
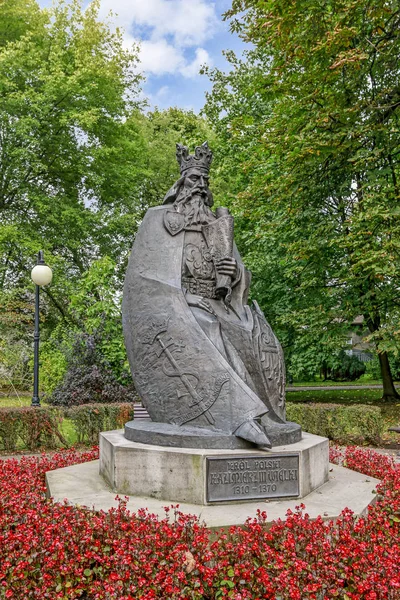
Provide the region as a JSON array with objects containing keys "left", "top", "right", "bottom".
[{"left": 133, "top": 404, "right": 151, "bottom": 420}]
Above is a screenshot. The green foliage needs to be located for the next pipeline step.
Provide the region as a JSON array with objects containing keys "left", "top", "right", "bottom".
[
  {"left": 324, "top": 350, "right": 366, "bottom": 382},
  {"left": 0, "top": 0, "right": 142, "bottom": 290},
  {"left": 0, "top": 290, "right": 34, "bottom": 390},
  {"left": 0, "top": 0, "right": 227, "bottom": 392},
  {"left": 65, "top": 403, "right": 133, "bottom": 445},
  {"left": 0, "top": 402, "right": 133, "bottom": 450},
  {"left": 134, "top": 108, "right": 218, "bottom": 211},
  {"left": 204, "top": 0, "right": 400, "bottom": 396},
  {"left": 365, "top": 358, "right": 383, "bottom": 381},
  {"left": 48, "top": 329, "right": 137, "bottom": 407},
  {"left": 389, "top": 355, "right": 400, "bottom": 381},
  {"left": 0, "top": 406, "right": 64, "bottom": 451},
  {"left": 39, "top": 342, "right": 67, "bottom": 394},
  {"left": 286, "top": 403, "right": 384, "bottom": 445},
  {"left": 288, "top": 338, "right": 349, "bottom": 382},
  {"left": 67, "top": 257, "right": 128, "bottom": 380},
  {"left": 0, "top": 0, "right": 144, "bottom": 363},
  {"left": 0, "top": 336, "right": 31, "bottom": 390}
]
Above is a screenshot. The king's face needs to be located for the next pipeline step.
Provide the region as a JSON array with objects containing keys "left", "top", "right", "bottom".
[{"left": 183, "top": 168, "right": 210, "bottom": 191}]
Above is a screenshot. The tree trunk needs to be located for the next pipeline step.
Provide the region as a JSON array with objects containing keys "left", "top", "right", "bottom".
[
  {"left": 378, "top": 351, "right": 400, "bottom": 401},
  {"left": 364, "top": 313, "right": 399, "bottom": 401}
]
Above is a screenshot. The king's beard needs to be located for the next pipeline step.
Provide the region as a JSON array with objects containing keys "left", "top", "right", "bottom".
[{"left": 174, "top": 186, "right": 214, "bottom": 226}]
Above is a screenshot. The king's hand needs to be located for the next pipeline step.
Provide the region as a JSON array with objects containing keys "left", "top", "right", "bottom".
[
  {"left": 184, "top": 293, "right": 216, "bottom": 316},
  {"left": 215, "top": 257, "right": 237, "bottom": 279}
]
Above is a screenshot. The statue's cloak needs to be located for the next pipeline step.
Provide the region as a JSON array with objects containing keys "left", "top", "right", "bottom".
[{"left": 122, "top": 205, "right": 273, "bottom": 434}]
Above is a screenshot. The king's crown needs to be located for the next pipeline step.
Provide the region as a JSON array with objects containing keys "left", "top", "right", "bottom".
[{"left": 176, "top": 142, "right": 213, "bottom": 174}]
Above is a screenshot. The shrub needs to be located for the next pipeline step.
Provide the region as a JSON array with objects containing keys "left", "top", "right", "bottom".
[
  {"left": 389, "top": 354, "right": 400, "bottom": 381},
  {"left": 48, "top": 330, "right": 137, "bottom": 407},
  {"left": 0, "top": 406, "right": 65, "bottom": 451},
  {"left": 0, "top": 293, "right": 34, "bottom": 391},
  {"left": 49, "top": 364, "right": 137, "bottom": 407},
  {"left": 286, "top": 402, "right": 385, "bottom": 444},
  {"left": 65, "top": 403, "right": 134, "bottom": 445},
  {"left": 365, "top": 356, "right": 382, "bottom": 380},
  {"left": 324, "top": 350, "right": 366, "bottom": 381},
  {"left": 0, "top": 403, "right": 134, "bottom": 451}
]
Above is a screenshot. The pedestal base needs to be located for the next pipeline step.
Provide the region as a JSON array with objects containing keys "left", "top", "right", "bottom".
[
  {"left": 124, "top": 419, "right": 302, "bottom": 449},
  {"left": 46, "top": 459, "right": 379, "bottom": 528},
  {"left": 124, "top": 420, "right": 253, "bottom": 449},
  {"left": 100, "top": 430, "right": 329, "bottom": 505}
]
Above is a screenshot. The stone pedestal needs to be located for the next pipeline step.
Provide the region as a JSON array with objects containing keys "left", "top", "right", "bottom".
[{"left": 100, "top": 430, "right": 329, "bottom": 506}]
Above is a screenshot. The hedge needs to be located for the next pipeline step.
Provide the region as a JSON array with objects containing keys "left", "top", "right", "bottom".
[
  {"left": 286, "top": 402, "right": 385, "bottom": 445},
  {"left": 0, "top": 402, "right": 390, "bottom": 451},
  {"left": 0, "top": 407, "right": 65, "bottom": 452},
  {"left": 0, "top": 403, "right": 133, "bottom": 451},
  {"left": 65, "top": 403, "right": 134, "bottom": 445}
]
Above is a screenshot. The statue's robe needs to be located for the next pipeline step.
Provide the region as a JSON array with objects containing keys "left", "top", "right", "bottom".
[{"left": 123, "top": 205, "right": 287, "bottom": 437}]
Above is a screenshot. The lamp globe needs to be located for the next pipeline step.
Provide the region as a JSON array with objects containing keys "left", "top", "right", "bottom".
[{"left": 31, "top": 264, "right": 53, "bottom": 286}]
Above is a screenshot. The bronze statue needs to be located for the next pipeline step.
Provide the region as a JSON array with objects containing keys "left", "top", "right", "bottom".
[{"left": 122, "top": 142, "right": 301, "bottom": 449}]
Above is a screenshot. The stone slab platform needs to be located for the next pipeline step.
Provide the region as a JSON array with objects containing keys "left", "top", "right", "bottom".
[
  {"left": 99, "top": 430, "right": 329, "bottom": 505},
  {"left": 46, "top": 460, "right": 379, "bottom": 528}
]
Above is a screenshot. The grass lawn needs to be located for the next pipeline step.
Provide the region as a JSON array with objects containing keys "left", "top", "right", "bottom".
[
  {"left": 59, "top": 418, "right": 78, "bottom": 445},
  {"left": 287, "top": 388, "right": 388, "bottom": 404},
  {"left": 0, "top": 394, "right": 31, "bottom": 408},
  {"left": 290, "top": 374, "right": 392, "bottom": 386}
]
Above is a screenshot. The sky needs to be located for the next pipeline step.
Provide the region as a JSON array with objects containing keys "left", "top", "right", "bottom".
[{"left": 38, "top": 0, "right": 245, "bottom": 113}]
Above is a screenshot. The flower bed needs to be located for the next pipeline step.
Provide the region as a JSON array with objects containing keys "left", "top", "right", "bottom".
[{"left": 0, "top": 447, "right": 399, "bottom": 599}]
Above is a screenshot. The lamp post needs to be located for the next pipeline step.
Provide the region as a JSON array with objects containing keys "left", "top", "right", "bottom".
[{"left": 31, "top": 251, "right": 53, "bottom": 407}]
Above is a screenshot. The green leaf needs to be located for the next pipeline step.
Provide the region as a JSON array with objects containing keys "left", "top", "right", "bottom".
[{"left": 221, "top": 580, "right": 235, "bottom": 588}]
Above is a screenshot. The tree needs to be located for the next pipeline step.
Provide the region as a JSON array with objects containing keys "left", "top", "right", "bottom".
[
  {"left": 0, "top": 0, "right": 227, "bottom": 391},
  {"left": 204, "top": 0, "right": 400, "bottom": 399},
  {"left": 0, "top": 0, "right": 142, "bottom": 312},
  {"left": 48, "top": 109, "right": 221, "bottom": 388}
]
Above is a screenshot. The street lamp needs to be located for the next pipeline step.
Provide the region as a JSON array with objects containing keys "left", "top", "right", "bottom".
[{"left": 31, "top": 251, "right": 53, "bottom": 407}]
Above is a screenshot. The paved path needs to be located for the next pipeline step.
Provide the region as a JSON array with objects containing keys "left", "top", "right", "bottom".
[
  {"left": 46, "top": 459, "right": 378, "bottom": 526},
  {"left": 287, "top": 385, "right": 385, "bottom": 391}
]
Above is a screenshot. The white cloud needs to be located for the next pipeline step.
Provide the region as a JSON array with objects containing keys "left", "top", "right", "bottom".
[
  {"left": 98, "top": 0, "right": 217, "bottom": 78},
  {"left": 135, "top": 42, "right": 212, "bottom": 78},
  {"left": 99, "top": 0, "right": 218, "bottom": 48},
  {"left": 139, "top": 39, "right": 185, "bottom": 75},
  {"left": 119, "top": 25, "right": 213, "bottom": 78},
  {"left": 181, "top": 48, "right": 212, "bottom": 78}
]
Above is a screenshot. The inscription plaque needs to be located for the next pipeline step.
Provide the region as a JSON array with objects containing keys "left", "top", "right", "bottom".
[{"left": 206, "top": 454, "right": 300, "bottom": 502}]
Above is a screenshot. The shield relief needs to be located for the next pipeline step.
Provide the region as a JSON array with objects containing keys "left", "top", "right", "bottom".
[{"left": 164, "top": 210, "right": 185, "bottom": 236}]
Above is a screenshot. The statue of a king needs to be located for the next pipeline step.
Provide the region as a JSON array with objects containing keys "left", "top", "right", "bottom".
[{"left": 122, "top": 142, "right": 301, "bottom": 448}]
